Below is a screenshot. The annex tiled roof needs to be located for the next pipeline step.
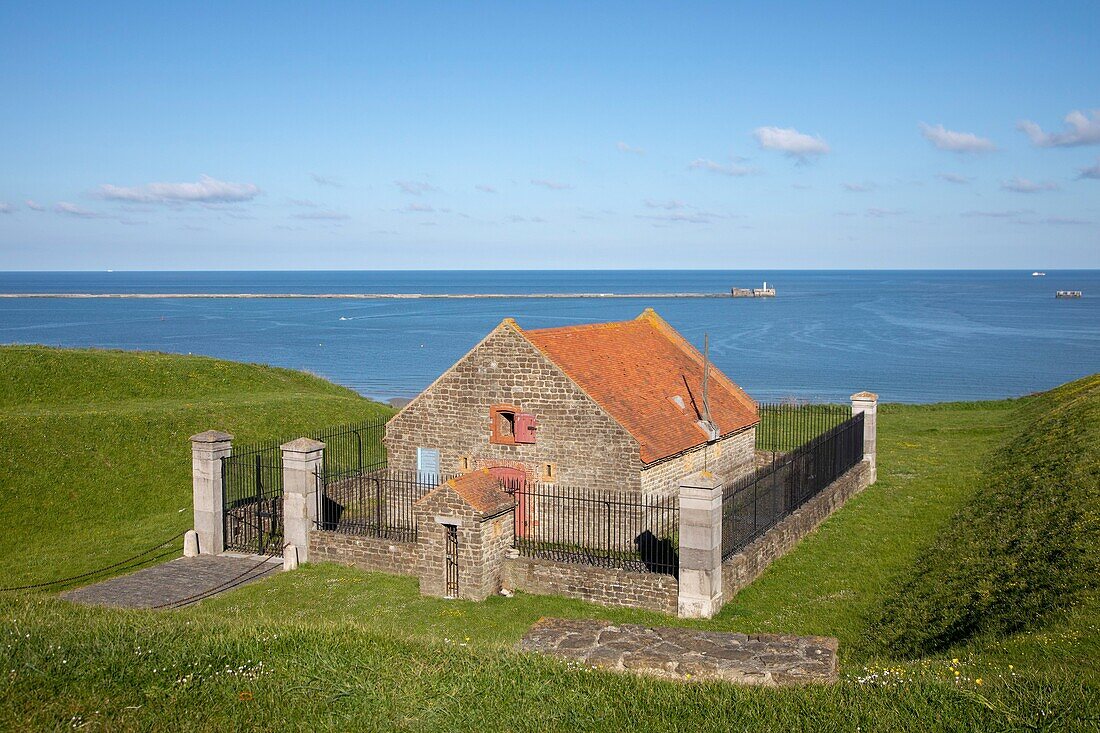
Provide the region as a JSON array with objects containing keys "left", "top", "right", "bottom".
[
  {"left": 443, "top": 469, "right": 513, "bottom": 515},
  {"left": 521, "top": 309, "right": 759, "bottom": 464}
]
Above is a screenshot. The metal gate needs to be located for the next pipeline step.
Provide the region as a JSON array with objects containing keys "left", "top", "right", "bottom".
[
  {"left": 222, "top": 447, "right": 284, "bottom": 555},
  {"left": 444, "top": 524, "right": 459, "bottom": 597}
]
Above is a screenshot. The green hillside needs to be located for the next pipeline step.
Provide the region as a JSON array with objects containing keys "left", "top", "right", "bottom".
[
  {"left": 0, "top": 347, "right": 1097, "bottom": 730},
  {"left": 0, "top": 345, "right": 392, "bottom": 587}
]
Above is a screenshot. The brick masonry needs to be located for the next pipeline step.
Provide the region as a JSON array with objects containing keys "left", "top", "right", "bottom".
[
  {"left": 501, "top": 555, "right": 678, "bottom": 615},
  {"left": 722, "top": 460, "right": 871, "bottom": 598},
  {"left": 308, "top": 530, "right": 419, "bottom": 577}
]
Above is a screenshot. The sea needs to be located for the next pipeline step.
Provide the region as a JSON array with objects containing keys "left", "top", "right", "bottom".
[{"left": 1, "top": 270, "right": 1097, "bottom": 404}]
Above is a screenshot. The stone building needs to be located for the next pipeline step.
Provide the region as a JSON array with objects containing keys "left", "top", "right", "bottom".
[{"left": 384, "top": 308, "right": 760, "bottom": 496}]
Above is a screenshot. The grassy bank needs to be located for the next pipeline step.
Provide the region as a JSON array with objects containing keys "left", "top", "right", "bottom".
[
  {"left": 0, "top": 346, "right": 392, "bottom": 587},
  {"left": 0, "top": 346, "right": 1097, "bottom": 730}
]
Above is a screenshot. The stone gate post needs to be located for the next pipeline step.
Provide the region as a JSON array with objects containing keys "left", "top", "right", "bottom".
[
  {"left": 677, "top": 471, "right": 725, "bottom": 618},
  {"left": 850, "top": 391, "right": 878, "bottom": 484},
  {"left": 190, "top": 430, "right": 233, "bottom": 555},
  {"left": 281, "top": 438, "right": 325, "bottom": 564}
]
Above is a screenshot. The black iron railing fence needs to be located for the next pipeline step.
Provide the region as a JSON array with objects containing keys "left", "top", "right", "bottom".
[
  {"left": 222, "top": 439, "right": 285, "bottom": 554},
  {"left": 723, "top": 411, "right": 864, "bottom": 560},
  {"left": 512, "top": 484, "right": 679, "bottom": 576},
  {"left": 755, "top": 402, "right": 851, "bottom": 453},
  {"left": 316, "top": 469, "right": 455, "bottom": 541},
  {"left": 221, "top": 418, "right": 388, "bottom": 550}
]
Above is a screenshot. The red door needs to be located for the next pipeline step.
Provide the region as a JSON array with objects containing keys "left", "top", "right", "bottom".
[{"left": 489, "top": 466, "right": 529, "bottom": 538}]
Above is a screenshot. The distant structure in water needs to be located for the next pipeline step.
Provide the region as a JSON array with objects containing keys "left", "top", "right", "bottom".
[
  {"left": 1032, "top": 271, "right": 1046, "bottom": 277},
  {"left": 1055, "top": 290, "right": 1082, "bottom": 299},
  {"left": 731, "top": 281, "right": 777, "bottom": 298}
]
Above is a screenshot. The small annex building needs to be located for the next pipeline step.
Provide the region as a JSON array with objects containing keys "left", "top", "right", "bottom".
[
  {"left": 413, "top": 469, "right": 515, "bottom": 600},
  {"left": 384, "top": 309, "right": 760, "bottom": 497}
]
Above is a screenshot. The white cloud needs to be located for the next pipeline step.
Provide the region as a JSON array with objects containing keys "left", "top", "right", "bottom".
[
  {"left": 1078, "top": 158, "right": 1100, "bottom": 180},
  {"left": 688, "top": 158, "right": 756, "bottom": 176},
  {"left": 842, "top": 182, "right": 873, "bottom": 192},
  {"left": 286, "top": 198, "right": 319, "bottom": 208},
  {"left": 919, "top": 123, "right": 996, "bottom": 153},
  {"left": 395, "top": 180, "right": 437, "bottom": 195},
  {"left": 752, "top": 126, "right": 829, "bottom": 161},
  {"left": 643, "top": 199, "right": 687, "bottom": 210},
  {"left": 866, "top": 207, "right": 902, "bottom": 218},
  {"left": 1041, "top": 216, "right": 1091, "bottom": 226},
  {"left": 0, "top": 202, "right": 15, "bottom": 214},
  {"left": 937, "top": 173, "right": 972, "bottom": 184},
  {"left": 293, "top": 210, "right": 350, "bottom": 220},
  {"left": 1018, "top": 110, "right": 1100, "bottom": 147},
  {"left": 475, "top": 184, "right": 497, "bottom": 193},
  {"left": 25, "top": 200, "right": 45, "bottom": 211},
  {"left": 404, "top": 202, "right": 436, "bottom": 213},
  {"left": 311, "top": 173, "right": 343, "bottom": 187},
  {"left": 617, "top": 141, "right": 645, "bottom": 155},
  {"left": 531, "top": 179, "right": 573, "bottom": 190},
  {"left": 1001, "top": 176, "right": 1059, "bottom": 193},
  {"left": 504, "top": 215, "right": 548, "bottom": 224},
  {"left": 98, "top": 175, "right": 260, "bottom": 204},
  {"left": 961, "top": 209, "right": 1032, "bottom": 218},
  {"left": 54, "top": 202, "right": 101, "bottom": 218},
  {"left": 637, "top": 212, "right": 714, "bottom": 224}
]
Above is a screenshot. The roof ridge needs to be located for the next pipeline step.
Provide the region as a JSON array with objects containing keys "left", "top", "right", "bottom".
[{"left": 524, "top": 319, "right": 639, "bottom": 335}]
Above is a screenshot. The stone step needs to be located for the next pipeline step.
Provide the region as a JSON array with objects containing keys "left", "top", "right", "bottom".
[{"left": 518, "top": 617, "right": 838, "bottom": 686}]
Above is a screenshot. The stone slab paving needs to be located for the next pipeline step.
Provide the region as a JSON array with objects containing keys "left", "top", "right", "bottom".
[
  {"left": 61, "top": 555, "right": 282, "bottom": 610},
  {"left": 518, "top": 617, "right": 838, "bottom": 686}
]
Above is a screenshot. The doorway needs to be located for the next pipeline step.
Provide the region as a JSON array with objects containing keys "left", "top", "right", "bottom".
[{"left": 444, "top": 523, "right": 459, "bottom": 598}]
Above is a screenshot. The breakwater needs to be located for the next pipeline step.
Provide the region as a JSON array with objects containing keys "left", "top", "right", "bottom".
[{"left": 0, "top": 292, "right": 730, "bottom": 300}]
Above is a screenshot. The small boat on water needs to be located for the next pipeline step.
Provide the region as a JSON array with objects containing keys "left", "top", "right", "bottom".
[
  {"left": 1032, "top": 271, "right": 1046, "bottom": 276},
  {"left": 1055, "top": 290, "right": 1082, "bottom": 299}
]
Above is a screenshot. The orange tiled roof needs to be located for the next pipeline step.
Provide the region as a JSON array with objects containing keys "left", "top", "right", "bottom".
[
  {"left": 444, "top": 469, "right": 513, "bottom": 515},
  {"left": 521, "top": 309, "right": 758, "bottom": 464}
]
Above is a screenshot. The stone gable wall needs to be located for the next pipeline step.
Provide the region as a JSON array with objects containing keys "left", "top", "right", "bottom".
[
  {"left": 722, "top": 460, "right": 871, "bottom": 599},
  {"left": 385, "top": 324, "right": 643, "bottom": 490},
  {"left": 501, "top": 555, "right": 678, "bottom": 615}
]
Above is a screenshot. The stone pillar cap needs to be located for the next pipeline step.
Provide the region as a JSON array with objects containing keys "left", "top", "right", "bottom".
[
  {"left": 281, "top": 437, "right": 326, "bottom": 453},
  {"left": 850, "top": 391, "right": 878, "bottom": 402},
  {"left": 190, "top": 429, "right": 233, "bottom": 443},
  {"left": 679, "top": 470, "right": 724, "bottom": 489}
]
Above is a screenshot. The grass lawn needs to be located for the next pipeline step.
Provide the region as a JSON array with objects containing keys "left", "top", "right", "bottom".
[{"left": 1, "top": 346, "right": 1097, "bottom": 730}]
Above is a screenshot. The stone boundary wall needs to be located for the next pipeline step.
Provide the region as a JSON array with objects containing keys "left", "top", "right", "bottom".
[
  {"left": 501, "top": 555, "right": 678, "bottom": 615},
  {"left": 723, "top": 460, "right": 871, "bottom": 598},
  {"left": 309, "top": 530, "right": 419, "bottom": 577}
]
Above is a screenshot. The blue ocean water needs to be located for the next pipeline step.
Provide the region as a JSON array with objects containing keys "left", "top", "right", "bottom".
[{"left": 0, "top": 270, "right": 1096, "bottom": 404}]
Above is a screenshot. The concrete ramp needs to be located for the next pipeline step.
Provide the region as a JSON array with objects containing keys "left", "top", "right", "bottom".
[{"left": 518, "top": 617, "right": 838, "bottom": 686}]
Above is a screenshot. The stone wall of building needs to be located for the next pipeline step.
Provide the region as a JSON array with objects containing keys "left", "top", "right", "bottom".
[
  {"left": 384, "top": 322, "right": 643, "bottom": 491},
  {"left": 640, "top": 427, "right": 756, "bottom": 497},
  {"left": 501, "top": 555, "right": 678, "bottom": 615},
  {"left": 413, "top": 484, "right": 514, "bottom": 601},
  {"left": 722, "top": 460, "right": 871, "bottom": 598},
  {"left": 308, "top": 530, "right": 419, "bottom": 576}
]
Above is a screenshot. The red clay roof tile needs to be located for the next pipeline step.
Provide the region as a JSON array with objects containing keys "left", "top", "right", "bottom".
[
  {"left": 444, "top": 469, "right": 513, "bottom": 515},
  {"left": 521, "top": 309, "right": 758, "bottom": 464}
]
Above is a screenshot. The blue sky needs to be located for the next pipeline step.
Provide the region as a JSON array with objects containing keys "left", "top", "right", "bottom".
[{"left": 0, "top": 1, "right": 1097, "bottom": 270}]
